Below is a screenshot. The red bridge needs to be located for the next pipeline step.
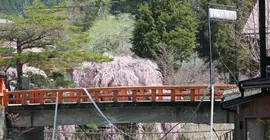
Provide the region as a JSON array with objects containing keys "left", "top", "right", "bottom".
[
  {"left": 0, "top": 78, "right": 236, "bottom": 106},
  {"left": 0, "top": 77, "right": 237, "bottom": 140}
]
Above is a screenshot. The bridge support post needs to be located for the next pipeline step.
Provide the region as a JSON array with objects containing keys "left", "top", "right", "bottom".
[{"left": 0, "top": 107, "right": 6, "bottom": 139}]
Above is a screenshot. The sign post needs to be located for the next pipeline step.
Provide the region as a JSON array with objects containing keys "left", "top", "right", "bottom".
[{"left": 208, "top": 5, "right": 237, "bottom": 140}]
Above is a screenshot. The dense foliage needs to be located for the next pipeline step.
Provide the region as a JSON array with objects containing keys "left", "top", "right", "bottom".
[
  {"left": 0, "top": 0, "right": 110, "bottom": 89},
  {"left": 132, "top": 0, "right": 198, "bottom": 62},
  {"left": 68, "top": 0, "right": 111, "bottom": 31},
  {"left": 196, "top": 0, "right": 256, "bottom": 82},
  {"left": 86, "top": 14, "right": 134, "bottom": 55}
]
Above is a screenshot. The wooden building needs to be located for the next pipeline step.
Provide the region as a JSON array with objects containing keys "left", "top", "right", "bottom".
[
  {"left": 222, "top": 91, "right": 270, "bottom": 139},
  {"left": 222, "top": 0, "right": 270, "bottom": 139}
]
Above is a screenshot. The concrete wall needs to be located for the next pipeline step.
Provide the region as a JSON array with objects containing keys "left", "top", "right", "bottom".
[{"left": 7, "top": 102, "right": 234, "bottom": 127}]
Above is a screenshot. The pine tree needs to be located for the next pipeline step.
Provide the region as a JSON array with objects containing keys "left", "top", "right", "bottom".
[{"left": 0, "top": 0, "right": 111, "bottom": 89}]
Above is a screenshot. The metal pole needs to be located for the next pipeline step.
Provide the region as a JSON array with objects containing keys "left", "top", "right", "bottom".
[
  {"left": 234, "top": 21, "right": 239, "bottom": 83},
  {"left": 259, "top": 0, "right": 266, "bottom": 78},
  {"left": 52, "top": 92, "right": 59, "bottom": 140},
  {"left": 210, "top": 85, "right": 214, "bottom": 140},
  {"left": 208, "top": 5, "right": 213, "bottom": 86},
  {"left": 208, "top": 5, "right": 214, "bottom": 140}
]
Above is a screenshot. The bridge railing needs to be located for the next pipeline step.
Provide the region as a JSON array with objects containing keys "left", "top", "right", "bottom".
[{"left": 2, "top": 84, "right": 236, "bottom": 106}]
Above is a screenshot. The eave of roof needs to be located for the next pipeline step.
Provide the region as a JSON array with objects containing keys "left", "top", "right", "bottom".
[{"left": 221, "top": 92, "right": 265, "bottom": 108}]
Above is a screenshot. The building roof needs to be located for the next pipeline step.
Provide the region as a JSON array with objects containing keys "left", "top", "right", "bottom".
[
  {"left": 243, "top": 0, "right": 270, "bottom": 35},
  {"left": 221, "top": 92, "right": 264, "bottom": 108}
]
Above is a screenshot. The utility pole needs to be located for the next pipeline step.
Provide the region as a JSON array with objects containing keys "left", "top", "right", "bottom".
[{"left": 208, "top": 5, "right": 214, "bottom": 140}]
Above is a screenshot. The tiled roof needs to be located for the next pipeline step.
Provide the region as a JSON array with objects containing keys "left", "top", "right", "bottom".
[{"left": 243, "top": 0, "right": 270, "bottom": 35}]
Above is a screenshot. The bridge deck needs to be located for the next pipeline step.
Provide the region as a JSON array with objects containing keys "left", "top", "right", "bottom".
[
  {"left": 0, "top": 79, "right": 236, "bottom": 106},
  {"left": 7, "top": 101, "right": 234, "bottom": 127}
]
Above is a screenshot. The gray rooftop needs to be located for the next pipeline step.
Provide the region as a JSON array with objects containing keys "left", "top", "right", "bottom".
[{"left": 243, "top": 0, "right": 270, "bottom": 35}]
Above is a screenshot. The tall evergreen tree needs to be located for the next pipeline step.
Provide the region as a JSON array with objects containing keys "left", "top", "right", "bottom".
[
  {"left": 131, "top": 0, "right": 197, "bottom": 83},
  {"left": 132, "top": 0, "right": 198, "bottom": 62}
]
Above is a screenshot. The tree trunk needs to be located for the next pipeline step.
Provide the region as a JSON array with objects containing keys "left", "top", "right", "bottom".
[
  {"left": 16, "top": 46, "right": 23, "bottom": 90},
  {"left": 157, "top": 62, "right": 173, "bottom": 85}
]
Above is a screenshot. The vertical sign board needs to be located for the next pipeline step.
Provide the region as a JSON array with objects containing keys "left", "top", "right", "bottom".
[{"left": 209, "top": 8, "right": 237, "bottom": 21}]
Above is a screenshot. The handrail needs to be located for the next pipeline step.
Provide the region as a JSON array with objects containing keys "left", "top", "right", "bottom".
[
  {"left": 6, "top": 84, "right": 236, "bottom": 93},
  {"left": 4, "top": 84, "right": 236, "bottom": 106}
]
